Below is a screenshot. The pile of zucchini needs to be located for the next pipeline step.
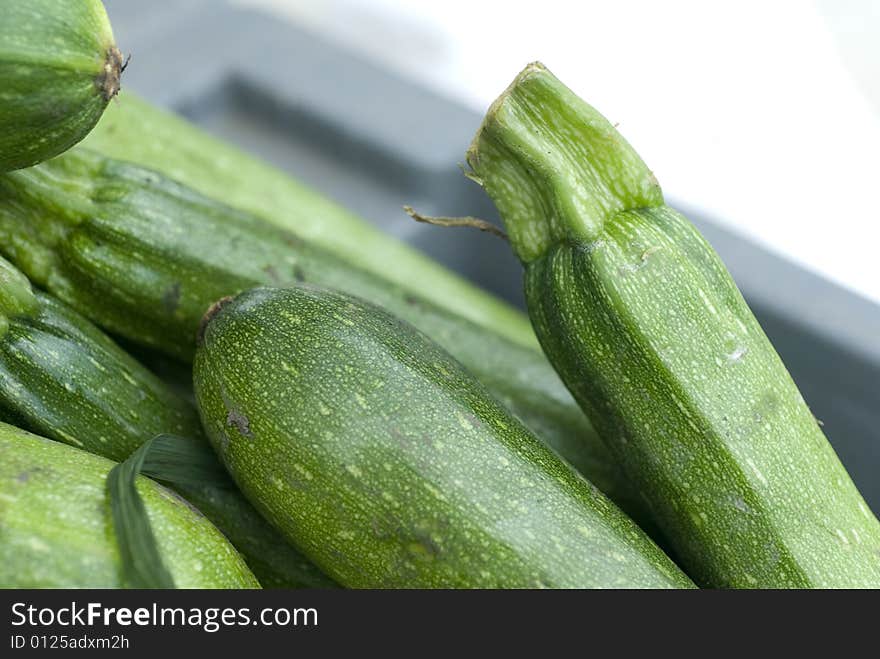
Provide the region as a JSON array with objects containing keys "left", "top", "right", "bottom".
[{"left": 0, "top": 3, "right": 876, "bottom": 589}]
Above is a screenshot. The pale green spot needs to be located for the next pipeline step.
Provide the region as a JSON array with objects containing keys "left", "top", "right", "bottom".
[
  {"left": 294, "top": 463, "right": 314, "bottom": 481},
  {"left": 28, "top": 537, "right": 50, "bottom": 552}
]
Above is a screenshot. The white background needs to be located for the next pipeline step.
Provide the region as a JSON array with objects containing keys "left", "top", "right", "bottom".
[{"left": 236, "top": 0, "right": 880, "bottom": 308}]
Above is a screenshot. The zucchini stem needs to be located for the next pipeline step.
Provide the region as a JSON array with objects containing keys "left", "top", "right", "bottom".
[
  {"left": 467, "top": 62, "right": 664, "bottom": 263},
  {"left": 403, "top": 206, "right": 508, "bottom": 240}
]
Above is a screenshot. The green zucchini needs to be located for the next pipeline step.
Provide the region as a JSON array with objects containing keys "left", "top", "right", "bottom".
[
  {"left": 0, "top": 148, "right": 644, "bottom": 526},
  {"left": 194, "top": 286, "right": 693, "bottom": 589},
  {"left": 82, "top": 93, "right": 533, "bottom": 349},
  {"left": 0, "top": 286, "right": 336, "bottom": 589},
  {"left": 0, "top": 255, "right": 37, "bottom": 338},
  {"left": 0, "top": 290, "right": 200, "bottom": 461},
  {"left": 0, "top": 0, "right": 123, "bottom": 172},
  {"left": 0, "top": 422, "right": 258, "bottom": 588},
  {"left": 466, "top": 63, "right": 880, "bottom": 588}
]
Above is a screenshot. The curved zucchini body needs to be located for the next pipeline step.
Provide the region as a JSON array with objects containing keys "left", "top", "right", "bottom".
[
  {"left": 468, "top": 63, "right": 880, "bottom": 588},
  {"left": 82, "top": 93, "right": 534, "bottom": 349},
  {"left": 0, "top": 423, "right": 258, "bottom": 588},
  {"left": 0, "top": 287, "right": 335, "bottom": 588},
  {"left": 194, "top": 286, "right": 693, "bottom": 589},
  {"left": 0, "top": 149, "right": 644, "bottom": 526},
  {"left": 0, "top": 255, "right": 37, "bottom": 338},
  {"left": 0, "top": 0, "right": 123, "bottom": 171},
  {"left": 0, "top": 291, "right": 200, "bottom": 461},
  {"left": 169, "top": 480, "right": 334, "bottom": 589}
]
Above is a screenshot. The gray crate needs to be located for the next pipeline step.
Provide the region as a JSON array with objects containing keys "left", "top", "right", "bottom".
[{"left": 105, "top": 0, "right": 879, "bottom": 511}]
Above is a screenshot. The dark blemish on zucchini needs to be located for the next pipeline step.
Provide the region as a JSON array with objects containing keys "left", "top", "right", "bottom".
[
  {"left": 293, "top": 266, "right": 306, "bottom": 283},
  {"left": 197, "top": 296, "right": 234, "bottom": 346},
  {"left": 162, "top": 282, "right": 181, "bottom": 313},
  {"left": 404, "top": 293, "right": 420, "bottom": 307},
  {"left": 15, "top": 466, "right": 48, "bottom": 483},
  {"left": 226, "top": 408, "right": 253, "bottom": 439}
]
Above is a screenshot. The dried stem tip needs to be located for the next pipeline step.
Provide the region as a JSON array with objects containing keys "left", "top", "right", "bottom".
[
  {"left": 97, "top": 46, "right": 125, "bottom": 101},
  {"left": 198, "top": 296, "right": 235, "bottom": 347},
  {"left": 403, "top": 206, "right": 508, "bottom": 241}
]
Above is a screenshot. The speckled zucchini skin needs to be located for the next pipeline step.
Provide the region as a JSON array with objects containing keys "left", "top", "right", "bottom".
[
  {"left": 0, "top": 0, "right": 123, "bottom": 171},
  {"left": 194, "top": 286, "right": 693, "bottom": 589},
  {"left": 0, "top": 289, "right": 336, "bottom": 589},
  {"left": 0, "top": 291, "right": 199, "bottom": 461},
  {"left": 0, "top": 255, "right": 37, "bottom": 338},
  {"left": 82, "top": 93, "right": 535, "bottom": 350},
  {"left": 468, "top": 63, "right": 880, "bottom": 588},
  {"left": 0, "top": 423, "right": 258, "bottom": 588},
  {"left": 0, "top": 148, "right": 645, "bottom": 526}
]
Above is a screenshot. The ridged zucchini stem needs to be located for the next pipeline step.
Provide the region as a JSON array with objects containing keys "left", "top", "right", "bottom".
[
  {"left": 468, "top": 63, "right": 880, "bottom": 587},
  {"left": 467, "top": 62, "right": 664, "bottom": 263}
]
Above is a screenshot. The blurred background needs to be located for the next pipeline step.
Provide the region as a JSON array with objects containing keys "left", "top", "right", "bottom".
[
  {"left": 235, "top": 0, "right": 880, "bottom": 309},
  {"left": 103, "top": 0, "right": 878, "bottom": 505}
]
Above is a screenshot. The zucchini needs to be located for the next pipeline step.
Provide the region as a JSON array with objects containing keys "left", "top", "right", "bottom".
[
  {"left": 0, "top": 255, "right": 37, "bottom": 337},
  {"left": 0, "top": 286, "right": 335, "bottom": 588},
  {"left": 194, "top": 286, "right": 693, "bottom": 588},
  {"left": 0, "top": 0, "right": 123, "bottom": 172},
  {"left": 0, "top": 290, "right": 200, "bottom": 461},
  {"left": 0, "top": 422, "right": 258, "bottom": 588},
  {"left": 0, "top": 148, "right": 644, "bottom": 525},
  {"left": 82, "top": 94, "right": 533, "bottom": 349},
  {"left": 466, "top": 63, "right": 880, "bottom": 588}
]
